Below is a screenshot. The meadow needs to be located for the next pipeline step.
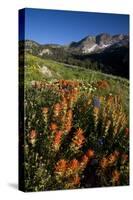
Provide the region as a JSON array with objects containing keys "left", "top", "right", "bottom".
[{"left": 20, "top": 53, "right": 129, "bottom": 191}]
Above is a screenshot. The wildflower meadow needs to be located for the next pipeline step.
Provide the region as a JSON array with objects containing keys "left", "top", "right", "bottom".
[{"left": 20, "top": 79, "right": 129, "bottom": 191}]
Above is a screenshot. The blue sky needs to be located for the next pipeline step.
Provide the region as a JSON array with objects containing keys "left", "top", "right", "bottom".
[{"left": 22, "top": 8, "right": 129, "bottom": 45}]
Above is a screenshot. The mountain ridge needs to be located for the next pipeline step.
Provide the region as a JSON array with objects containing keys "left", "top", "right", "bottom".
[
  {"left": 69, "top": 33, "right": 129, "bottom": 53},
  {"left": 22, "top": 33, "right": 129, "bottom": 55},
  {"left": 19, "top": 33, "right": 129, "bottom": 79}
]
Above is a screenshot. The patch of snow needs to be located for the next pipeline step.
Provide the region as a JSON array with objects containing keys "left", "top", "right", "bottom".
[
  {"left": 99, "top": 44, "right": 111, "bottom": 49},
  {"left": 82, "top": 44, "right": 98, "bottom": 53}
]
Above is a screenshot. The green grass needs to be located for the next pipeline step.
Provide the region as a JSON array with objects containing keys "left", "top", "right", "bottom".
[
  {"left": 25, "top": 53, "right": 129, "bottom": 83},
  {"left": 24, "top": 53, "right": 129, "bottom": 113}
]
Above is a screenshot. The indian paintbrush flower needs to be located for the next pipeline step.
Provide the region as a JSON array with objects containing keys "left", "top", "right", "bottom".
[
  {"left": 112, "top": 170, "right": 120, "bottom": 184},
  {"left": 86, "top": 149, "right": 95, "bottom": 158},
  {"left": 50, "top": 123, "right": 58, "bottom": 132},
  {"left": 53, "top": 130, "right": 63, "bottom": 151},
  {"left": 53, "top": 103, "right": 61, "bottom": 117},
  {"left": 70, "top": 128, "right": 85, "bottom": 151},
  {"left": 55, "top": 159, "right": 67, "bottom": 176},
  {"left": 29, "top": 129, "right": 37, "bottom": 145}
]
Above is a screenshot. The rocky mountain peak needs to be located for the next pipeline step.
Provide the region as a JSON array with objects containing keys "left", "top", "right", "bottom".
[
  {"left": 96, "top": 33, "right": 112, "bottom": 45},
  {"left": 69, "top": 33, "right": 129, "bottom": 54}
]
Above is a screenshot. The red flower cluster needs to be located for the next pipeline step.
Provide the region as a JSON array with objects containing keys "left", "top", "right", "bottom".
[
  {"left": 49, "top": 123, "right": 58, "bottom": 132},
  {"left": 112, "top": 170, "right": 120, "bottom": 184},
  {"left": 55, "top": 159, "right": 67, "bottom": 175},
  {"left": 53, "top": 130, "right": 63, "bottom": 150},
  {"left": 100, "top": 150, "right": 119, "bottom": 169},
  {"left": 29, "top": 129, "right": 37, "bottom": 145},
  {"left": 71, "top": 128, "right": 85, "bottom": 151},
  {"left": 95, "top": 80, "right": 110, "bottom": 89}
]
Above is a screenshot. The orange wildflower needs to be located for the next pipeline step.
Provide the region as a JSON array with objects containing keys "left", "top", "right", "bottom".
[
  {"left": 61, "top": 97, "right": 68, "bottom": 110},
  {"left": 68, "top": 159, "right": 79, "bottom": 171},
  {"left": 50, "top": 123, "right": 58, "bottom": 131},
  {"left": 64, "top": 120, "right": 72, "bottom": 133},
  {"left": 96, "top": 80, "right": 110, "bottom": 89},
  {"left": 61, "top": 80, "right": 68, "bottom": 87},
  {"left": 100, "top": 157, "right": 109, "bottom": 169},
  {"left": 121, "top": 153, "right": 128, "bottom": 164},
  {"left": 71, "top": 128, "right": 85, "bottom": 151},
  {"left": 53, "top": 131, "right": 63, "bottom": 150},
  {"left": 29, "top": 129, "right": 37, "bottom": 140},
  {"left": 86, "top": 149, "right": 95, "bottom": 158},
  {"left": 81, "top": 155, "right": 89, "bottom": 164},
  {"left": 72, "top": 175, "right": 80, "bottom": 185},
  {"left": 107, "top": 151, "right": 119, "bottom": 165},
  {"left": 55, "top": 159, "right": 67, "bottom": 174},
  {"left": 53, "top": 103, "right": 61, "bottom": 116},
  {"left": 108, "top": 153, "right": 117, "bottom": 165},
  {"left": 79, "top": 154, "right": 89, "bottom": 171},
  {"left": 125, "top": 127, "right": 129, "bottom": 137},
  {"left": 112, "top": 170, "right": 120, "bottom": 184},
  {"left": 66, "top": 109, "right": 73, "bottom": 121},
  {"left": 29, "top": 129, "right": 37, "bottom": 145}
]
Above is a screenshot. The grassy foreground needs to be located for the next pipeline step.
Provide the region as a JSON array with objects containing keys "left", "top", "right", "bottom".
[{"left": 20, "top": 53, "right": 129, "bottom": 191}]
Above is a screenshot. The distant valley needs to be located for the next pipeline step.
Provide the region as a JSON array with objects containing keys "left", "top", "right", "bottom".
[{"left": 20, "top": 33, "right": 129, "bottom": 78}]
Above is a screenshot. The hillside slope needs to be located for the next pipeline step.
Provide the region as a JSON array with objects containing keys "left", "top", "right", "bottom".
[
  {"left": 24, "top": 53, "right": 128, "bottom": 84},
  {"left": 23, "top": 53, "right": 129, "bottom": 112},
  {"left": 19, "top": 33, "right": 129, "bottom": 79}
]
